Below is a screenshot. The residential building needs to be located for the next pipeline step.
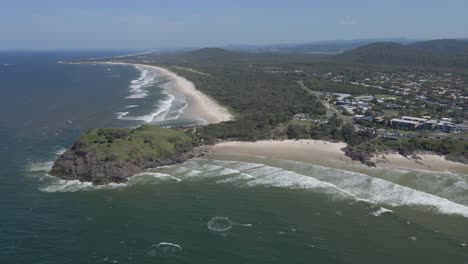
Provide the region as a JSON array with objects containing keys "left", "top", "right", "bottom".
[{"left": 390, "top": 118, "right": 421, "bottom": 129}]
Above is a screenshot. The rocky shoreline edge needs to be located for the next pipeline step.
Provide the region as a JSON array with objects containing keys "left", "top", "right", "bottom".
[{"left": 50, "top": 145, "right": 209, "bottom": 185}]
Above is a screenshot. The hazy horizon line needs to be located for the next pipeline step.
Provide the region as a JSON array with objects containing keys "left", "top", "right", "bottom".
[{"left": 1, "top": 37, "right": 467, "bottom": 52}]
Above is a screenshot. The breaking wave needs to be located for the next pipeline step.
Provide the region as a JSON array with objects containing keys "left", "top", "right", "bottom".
[
  {"left": 126, "top": 66, "right": 155, "bottom": 99},
  {"left": 371, "top": 207, "right": 394, "bottom": 216},
  {"left": 54, "top": 147, "right": 67, "bottom": 156},
  {"left": 26, "top": 146, "right": 67, "bottom": 174},
  {"left": 39, "top": 172, "right": 182, "bottom": 193},
  {"left": 117, "top": 92, "right": 175, "bottom": 123},
  {"left": 146, "top": 242, "right": 182, "bottom": 256},
  {"left": 115, "top": 65, "right": 186, "bottom": 124},
  {"left": 153, "top": 159, "right": 468, "bottom": 218},
  {"left": 34, "top": 154, "right": 468, "bottom": 219},
  {"left": 26, "top": 161, "right": 54, "bottom": 172}
]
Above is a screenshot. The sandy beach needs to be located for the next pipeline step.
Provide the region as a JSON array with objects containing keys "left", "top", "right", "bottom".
[
  {"left": 212, "top": 140, "right": 351, "bottom": 165},
  {"left": 144, "top": 64, "right": 233, "bottom": 124},
  {"left": 212, "top": 140, "right": 468, "bottom": 174},
  {"left": 103, "top": 62, "right": 233, "bottom": 125},
  {"left": 372, "top": 153, "right": 468, "bottom": 174}
]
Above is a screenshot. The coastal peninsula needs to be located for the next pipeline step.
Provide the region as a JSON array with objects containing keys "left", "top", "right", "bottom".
[
  {"left": 50, "top": 62, "right": 233, "bottom": 185},
  {"left": 50, "top": 125, "right": 204, "bottom": 185},
  {"left": 52, "top": 45, "right": 468, "bottom": 184}
]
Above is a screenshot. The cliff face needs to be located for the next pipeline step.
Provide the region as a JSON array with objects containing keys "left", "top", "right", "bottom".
[
  {"left": 50, "top": 146, "right": 205, "bottom": 185},
  {"left": 49, "top": 125, "right": 201, "bottom": 185}
]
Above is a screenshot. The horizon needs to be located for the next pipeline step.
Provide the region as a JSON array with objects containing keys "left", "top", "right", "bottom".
[
  {"left": 1, "top": 37, "right": 467, "bottom": 53},
  {"left": 1, "top": 0, "right": 468, "bottom": 50}
]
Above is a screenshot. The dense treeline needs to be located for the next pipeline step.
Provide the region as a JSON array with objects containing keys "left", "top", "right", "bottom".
[{"left": 284, "top": 115, "right": 376, "bottom": 144}]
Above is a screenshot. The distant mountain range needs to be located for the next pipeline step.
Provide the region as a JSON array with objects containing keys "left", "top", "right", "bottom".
[
  {"left": 223, "top": 38, "right": 416, "bottom": 54},
  {"left": 335, "top": 39, "right": 468, "bottom": 67},
  {"left": 184, "top": 47, "right": 244, "bottom": 60},
  {"left": 143, "top": 38, "right": 468, "bottom": 69}
]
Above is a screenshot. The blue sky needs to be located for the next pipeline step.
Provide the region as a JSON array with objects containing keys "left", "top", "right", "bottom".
[{"left": 1, "top": 0, "right": 467, "bottom": 50}]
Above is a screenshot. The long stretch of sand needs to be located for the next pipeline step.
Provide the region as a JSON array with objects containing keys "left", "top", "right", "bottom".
[
  {"left": 103, "top": 62, "right": 233, "bottom": 124},
  {"left": 143, "top": 64, "right": 233, "bottom": 124},
  {"left": 212, "top": 140, "right": 468, "bottom": 174}
]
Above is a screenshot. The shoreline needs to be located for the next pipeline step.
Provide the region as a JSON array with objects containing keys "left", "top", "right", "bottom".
[
  {"left": 77, "top": 61, "right": 233, "bottom": 125},
  {"left": 211, "top": 140, "right": 468, "bottom": 175},
  {"left": 144, "top": 64, "right": 233, "bottom": 124},
  {"left": 64, "top": 61, "right": 468, "bottom": 175}
]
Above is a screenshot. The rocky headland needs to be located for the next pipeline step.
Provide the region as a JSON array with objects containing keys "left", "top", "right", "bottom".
[{"left": 50, "top": 125, "right": 204, "bottom": 185}]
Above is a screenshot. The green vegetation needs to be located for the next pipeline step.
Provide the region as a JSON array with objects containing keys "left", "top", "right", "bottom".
[
  {"left": 281, "top": 115, "right": 374, "bottom": 143},
  {"left": 75, "top": 125, "right": 197, "bottom": 162},
  {"left": 54, "top": 41, "right": 468, "bottom": 184},
  {"left": 114, "top": 44, "right": 467, "bottom": 164},
  {"left": 337, "top": 40, "right": 468, "bottom": 68},
  {"left": 164, "top": 62, "right": 326, "bottom": 141}
]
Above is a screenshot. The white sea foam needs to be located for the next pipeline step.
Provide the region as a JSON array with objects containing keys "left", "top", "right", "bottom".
[
  {"left": 125, "top": 93, "right": 148, "bottom": 99},
  {"left": 156, "top": 159, "right": 468, "bottom": 218},
  {"left": 39, "top": 177, "right": 135, "bottom": 192},
  {"left": 125, "top": 66, "right": 155, "bottom": 99},
  {"left": 27, "top": 161, "right": 54, "bottom": 172},
  {"left": 146, "top": 242, "right": 182, "bottom": 256},
  {"left": 105, "top": 64, "right": 191, "bottom": 124},
  {"left": 39, "top": 171, "right": 180, "bottom": 193},
  {"left": 54, "top": 148, "right": 67, "bottom": 156},
  {"left": 133, "top": 172, "right": 182, "bottom": 182},
  {"left": 37, "top": 156, "right": 468, "bottom": 219},
  {"left": 184, "top": 168, "right": 203, "bottom": 177},
  {"left": 119, "top": 91, "right": 176, "bottom": 123},
  {"left": 40, "top": 179, "right": 95, "bottom": 192},
  {"left": 207, "top": 216, "right": 233, "bottom": 232},
  {"left": 156, "top": 242, "right": 182, "bottom": 252},
  {"left": 371, "top": 207, "right": 394, "bottom": 216},
  {"left": 27, "top": 147, "right": 66, "bottom": 175},
  {"left": 115, "top": 112, "right": 129, "bottom": 119}
]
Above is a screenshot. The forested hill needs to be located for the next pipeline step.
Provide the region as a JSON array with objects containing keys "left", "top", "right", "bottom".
[
  {"left": 183, "top": 48, "right": 246, "bottom": 62},
  {"left": 224, "top": 38, "right": 411, "bottom": 54},
  {"left": 335, "top": 39, "right": 468, "bottom": 68}
]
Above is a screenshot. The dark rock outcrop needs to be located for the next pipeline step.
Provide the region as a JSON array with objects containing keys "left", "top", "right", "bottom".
[
  {"left": 342, "top": 146, "right": 376, "bottom": 167},
  {"left": 50, "top": 146, "right": 208, "bottom": 185}
]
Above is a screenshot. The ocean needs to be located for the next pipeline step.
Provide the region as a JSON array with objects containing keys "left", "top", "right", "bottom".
[{"left": 1, "top": 51, "right": 468, "bottom": 264}]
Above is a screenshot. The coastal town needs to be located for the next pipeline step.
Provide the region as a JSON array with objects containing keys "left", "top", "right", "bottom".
[{"left": 293, "top": 70, "right": 468, "bottom": 140}]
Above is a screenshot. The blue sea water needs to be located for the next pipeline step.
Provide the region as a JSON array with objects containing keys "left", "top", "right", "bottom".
[{"left": 1, "top": 52, "right": 468, "bottom": 264}]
